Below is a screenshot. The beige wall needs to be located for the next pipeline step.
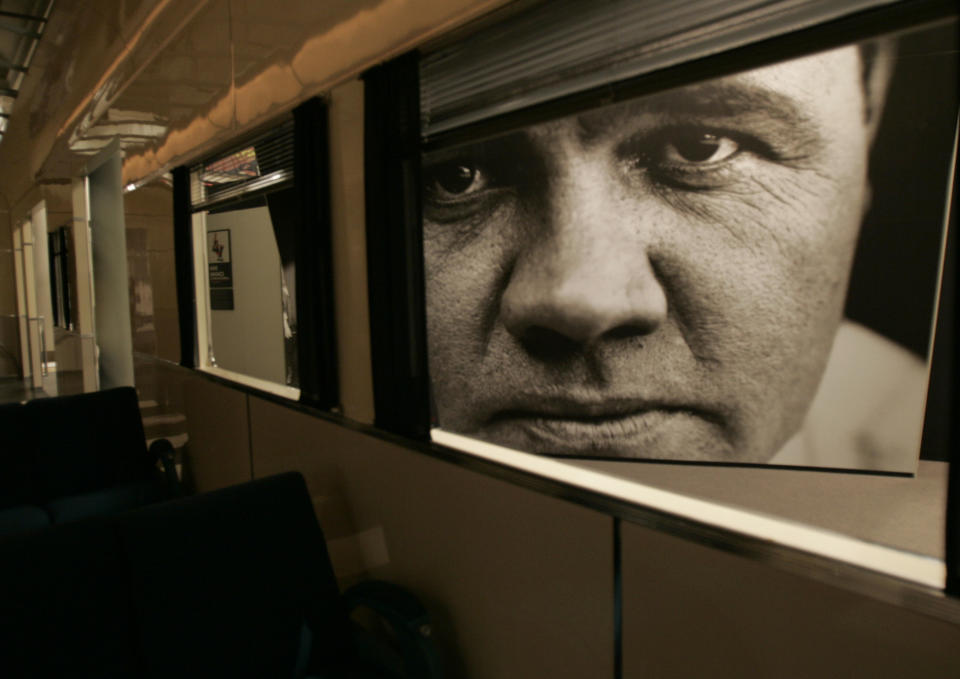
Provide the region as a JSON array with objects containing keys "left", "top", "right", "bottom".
[
  {"left": 166, "top": 362, "right": 960, "bottom": 678},
  {"left": 621, "top": 522, "right": 960, "bottom": 678},
  {"left": 175, "top": 371, "right": 614, "bottom": 678},
  {"left": 180, "top": 372, "right": 253, "bottom": 493}
]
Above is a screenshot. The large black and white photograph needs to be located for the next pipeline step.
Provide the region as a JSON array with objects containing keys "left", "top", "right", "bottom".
[{"left": 422, "top": 23, "right": 958, "bottom": 472}]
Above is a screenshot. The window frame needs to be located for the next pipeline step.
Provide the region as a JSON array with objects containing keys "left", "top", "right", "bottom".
[
  {"left": 363, "top": 0, "right": 960, "bottom": 603},
  {"left": 173, "top": 98, "right": 339, "bottom": 409}
]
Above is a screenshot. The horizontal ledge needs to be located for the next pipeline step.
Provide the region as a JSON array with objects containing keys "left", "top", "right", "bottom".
[
  {"left": 0, "top": 10, "right": 48, "bottom": 22},
  {"left": 0, "top": 24, "right": 41, "bottom": 39},
  {"left": 196, "top": 365, "right": 300, "bottom": 402},
  {"left": 431, "top": 428, "right": 949, "bottom": 595}
]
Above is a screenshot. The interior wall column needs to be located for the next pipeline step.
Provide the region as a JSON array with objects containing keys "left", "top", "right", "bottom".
[
  {"left": 71, "top": 177, "right": 99, "bottom": 392},
  {"left": 29, "top": 201, "right": 55, "bottom": 384},
  {"left": 88, "top": 152, "right": 134, "bottom": 389}
]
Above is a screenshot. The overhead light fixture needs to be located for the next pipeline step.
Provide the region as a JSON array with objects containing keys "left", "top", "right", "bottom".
[{"left": 68, "top": 107, "right": 169, "bottom": 155}]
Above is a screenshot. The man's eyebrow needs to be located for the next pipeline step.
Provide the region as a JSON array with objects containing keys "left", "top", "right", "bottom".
[
  {"left": 576, "top": 80, "right": 819, "bottom": 140},
  {"left": 423, "top": 129, "right": 534, "bottom": 164}
]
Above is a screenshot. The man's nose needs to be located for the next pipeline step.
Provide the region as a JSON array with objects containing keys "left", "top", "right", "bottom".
[{"left": 499, "top": 181, "right": 668, "bottom": 352}]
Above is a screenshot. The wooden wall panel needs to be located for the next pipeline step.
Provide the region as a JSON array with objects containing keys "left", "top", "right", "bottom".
[
  {"left": 621, "top": 521, "right": 960, "bottom": 679},
  {"left": 181, "top": 376, "right": 252, "bottom": 492},
  {"left": 248, "top": 396, "right": 614, "bottom": 679}
]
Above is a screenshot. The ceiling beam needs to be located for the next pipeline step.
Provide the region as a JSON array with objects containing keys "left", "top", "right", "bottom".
[
  {"left": 0, "top": 10, "right": 48, "bottom": 22},
  {"left": 0, "top": 55, "right": 28, "bottom": 72},
  {"left": 0, "top": 22, "right": 42, "bottom": 39}
]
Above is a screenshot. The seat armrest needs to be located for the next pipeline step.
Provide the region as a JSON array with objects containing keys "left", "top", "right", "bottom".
[
  {"left": 148, "top": 438, "right": 184, "bottom": 497},
  {"left": 0, "top": 505, "right": 51, "bottom": 538}
]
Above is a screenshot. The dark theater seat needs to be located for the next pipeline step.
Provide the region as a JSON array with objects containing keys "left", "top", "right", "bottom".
[
  {"left": 0, "top": 386, "right": 181, "bottom": 536},
  {"left": 0, "top": 471, "right": 440, "bottom": 679}
]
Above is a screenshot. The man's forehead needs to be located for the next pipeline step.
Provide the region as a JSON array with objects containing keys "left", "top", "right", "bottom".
[
  {"left": 548, "top": 45, "right": 863, "bottom": 142},
  {"left": 424, "top": 45, "right": 865, "bottom": 158}
]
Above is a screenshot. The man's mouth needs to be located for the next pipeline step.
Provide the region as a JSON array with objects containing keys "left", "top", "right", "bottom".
[{"left": 483, "top": 396, "right": 721, "bottom": 458}]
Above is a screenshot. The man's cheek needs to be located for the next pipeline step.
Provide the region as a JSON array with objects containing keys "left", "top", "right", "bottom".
[
  {"left": 680, "top": 173, "right": 859, "bottom": 294},
  {"left": 426, "top": 262, "right": 500, "bottom": 388},
  {"left": 657, "top": 236, "right": 843, "bottom": 378},
  {"left": 679, "top": 170, "right": 844, "bottom": 245}
]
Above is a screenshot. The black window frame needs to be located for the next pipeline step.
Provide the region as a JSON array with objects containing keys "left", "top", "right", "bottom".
[{"left": 172, "top": 97, "right": 339, "bottom": 411}]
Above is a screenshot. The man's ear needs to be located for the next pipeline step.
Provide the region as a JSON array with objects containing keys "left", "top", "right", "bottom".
[{"left": 859, "top": 37, "right": 897, "bottom": 144}]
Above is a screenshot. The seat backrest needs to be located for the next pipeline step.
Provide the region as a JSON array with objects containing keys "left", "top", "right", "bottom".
[
  {"left": 0, "top": 471, "right": 353, "bottom": 678},
  {"left": 0, "top": 518, "right": 138, "bottom": 677},
  {"left": 0, "top": 387, "right": 156, "bottom": 505},
  {"left": 116, "top": 471, "right": 353, "bottom": 678},
  {"left": 0, "top": 404, "right": 34, "bottom": 509}
]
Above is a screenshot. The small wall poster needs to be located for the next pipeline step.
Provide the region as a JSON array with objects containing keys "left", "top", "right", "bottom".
[{"left": 207, "top": 229, "right": 234, "bottom": 310}]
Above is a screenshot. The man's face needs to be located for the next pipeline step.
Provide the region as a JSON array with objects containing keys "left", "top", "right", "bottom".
[{"left": 423, "top": 46, "right": 876, "bottom": 463}]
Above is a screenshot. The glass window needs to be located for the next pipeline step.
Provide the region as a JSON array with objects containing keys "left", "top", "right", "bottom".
[
  {"left": 422, "top": 22, "right": 958, "bottom": 476},
  {"left": 189, "top": 120, "right": 300, "bottom": 398},
  {"left": 48, "top": 225, "right": 73, "bottom": 331}
]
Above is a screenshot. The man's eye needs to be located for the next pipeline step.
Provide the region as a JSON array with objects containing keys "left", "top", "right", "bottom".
[
  {"left": 619, "top": 126, "right": 763, "bottom": 190},
  {"left": 426, "top": 161, "right": 487, "bottom": 199},
  {"left": 662, "top": 130, "right": 740, "bottom": 165}
]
